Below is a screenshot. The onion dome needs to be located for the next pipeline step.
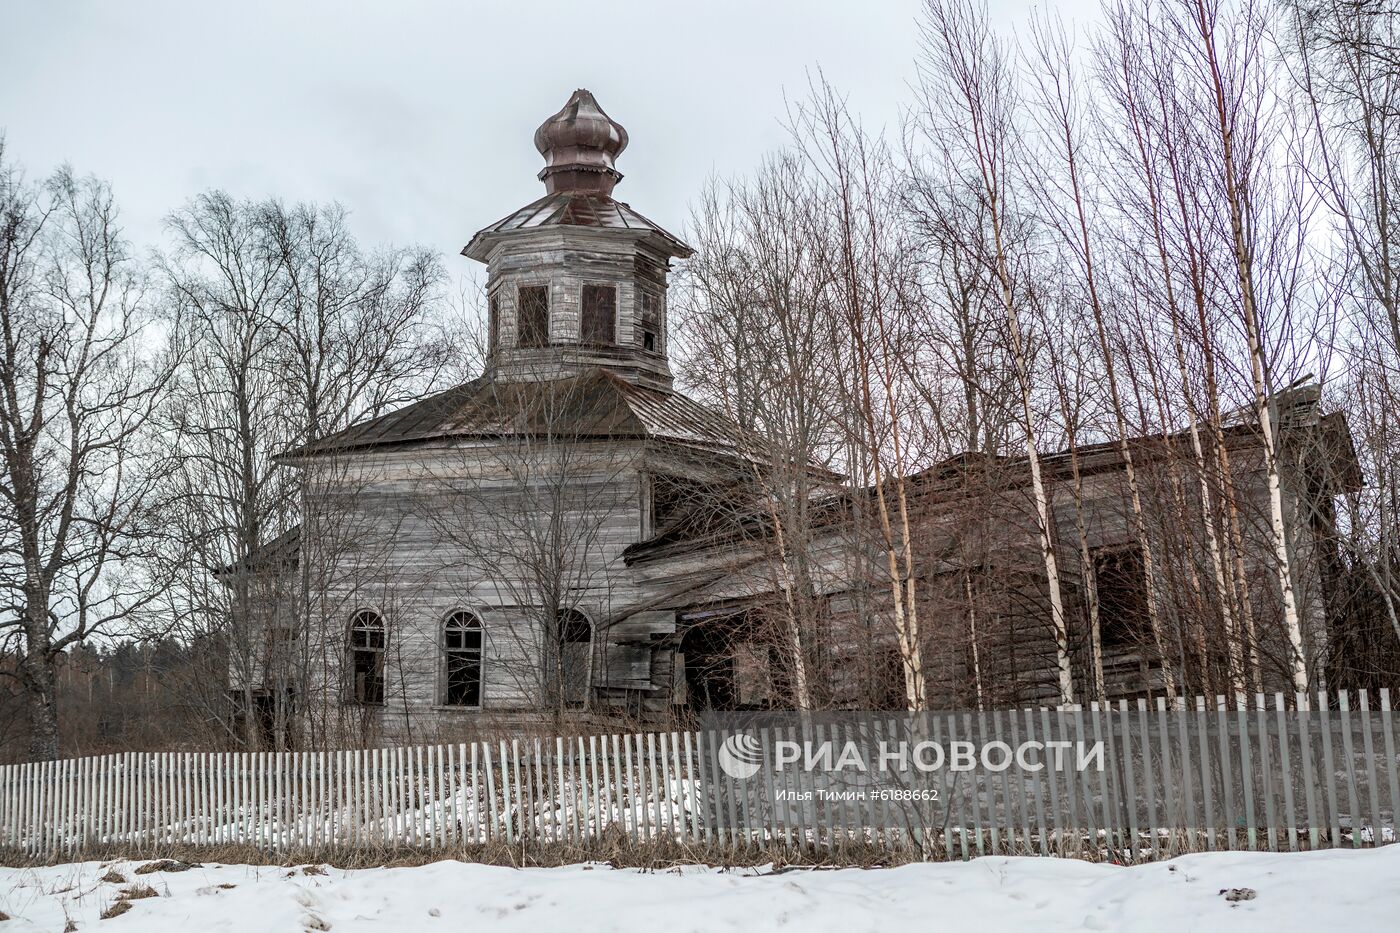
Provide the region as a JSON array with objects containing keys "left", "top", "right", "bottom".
[{"left": 533, "top": 89, "right": 629, "bottom": 196}]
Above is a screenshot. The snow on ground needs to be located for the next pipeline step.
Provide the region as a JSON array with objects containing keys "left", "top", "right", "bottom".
[{"left": 1, "top": 846, "right": 1396, "bottom": 932}]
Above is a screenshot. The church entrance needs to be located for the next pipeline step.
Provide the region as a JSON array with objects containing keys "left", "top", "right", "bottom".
[{"left": 677, "top": 607, "right": 783, "bottom": 711}]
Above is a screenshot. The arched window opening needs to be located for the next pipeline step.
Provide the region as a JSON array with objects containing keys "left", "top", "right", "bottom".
[
  {"left": 558, "top": 609, "right": 592, "bottom": 708},
  {"left": 444, "top": 610, "right": 484, "bottom": 707},
  {"left": 347, "top": 610, "right": 385, "bottom": 705}
]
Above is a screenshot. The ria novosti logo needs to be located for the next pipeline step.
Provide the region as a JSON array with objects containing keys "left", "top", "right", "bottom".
[
  {"left": 714, "top": 731, "right": 1105, "bottom": 781},
  {"left": 717, "top": 732, "right": 764, "bottom": 779}
]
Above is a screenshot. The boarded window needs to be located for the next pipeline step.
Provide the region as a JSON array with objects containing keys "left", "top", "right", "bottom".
[
  {"left": 558, "top": 609, "right": 592, "bottom": 708},
  {"left": 1092, "top": 545, "right": 1146, "bottom": 650},
  {"left": 347, "top": 610, "right": 385, "bottom": 705},
  {"left": 267, "top": 623, "right": 296, "bottom": 657},
  {"left": 640, "top": 290, "right": 660, "bottom": 352},
  {"left": 443, "top": 610, "right": 483, "bottom": 707},
  {"left": 517, "top": 285, "right": 549, "bottom": 348},
  {"left": 581, "top": 285, "right": 616, "bottom": 345}
]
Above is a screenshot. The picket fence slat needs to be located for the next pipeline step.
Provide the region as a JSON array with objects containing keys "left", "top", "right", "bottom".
[
  {"left": 1381, "top": 690, "right": 1400, "bottom": 847},
  {"left": 1359, "top": 691, "right": 1382, "bottom": 845},
  {"left": 1338, "top": 691, "right": 1363, "bottom": 847}
]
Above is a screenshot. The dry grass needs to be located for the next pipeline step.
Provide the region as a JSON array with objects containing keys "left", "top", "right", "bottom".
[
  {"left": 119, "top": 883, "right": 159, "bottom": 900},
  {"left": 134, "top": 859, "right": 198, "bottom": 875},
  {"left": 0, "top": 837, "right": 926, "bottom": 871},
  {"left": 99, "top": 869, "right": 126, "bottom": 884},
  {"left": 99, "top": 900, "right": 131, "bottom": 920}
]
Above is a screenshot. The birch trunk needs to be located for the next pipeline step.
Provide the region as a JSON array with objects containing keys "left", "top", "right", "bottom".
[
  {"left": 1190, "top": 0, "right": 1308, "bottom": 691},
  {"left": 756, "top": 474, "right": 813, "bottom": 710}
]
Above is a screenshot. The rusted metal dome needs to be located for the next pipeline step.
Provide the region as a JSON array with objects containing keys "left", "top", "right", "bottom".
[{"left": 533, "top": 89, "right": 629, "bottom": 196}]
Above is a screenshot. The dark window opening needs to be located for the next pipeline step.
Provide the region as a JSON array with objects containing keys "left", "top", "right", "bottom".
[
  {"left": 681, "top": 625, "right": 736, "bottom": 711},
  {"left": 488, "top": 296, "right": 500, "bottom": 356},
  {"left": 443, "top": 610, "right": 483, "bottom": 707},
  {"left": 557, "top": 609, "right": 592, "bottom": 707},
  {"left": 651, "top": 473, "right": 704, "bottom": 529},
  {"left": 1092, "top": 545, "right": 1147, "bottom": 650},
  {"left": 517, "top": 285, "right": 549, "bottom": 348},
  {"left": 228, "top": 689, "right": 296, "bottom": 750},
  {"left": 347, "top": 609, "right": 385, "bottom": 705},
  {"left": 560, "top": 610, "right": 592, "bottom": 644},
  {"left": 873, "top": 644, "right": 910, "bottom": 711},
  {"left": 649, "top": 472, "right": 732, "bottom": 537},
  {"left": 581, "top": 284, "right": 616, "bottom": 345},
  {"left": 640, "top": 289, "right": 660, "bottom": 352},
  {"left": 229, "top": 688, "right": 296, "bottom": 749}
]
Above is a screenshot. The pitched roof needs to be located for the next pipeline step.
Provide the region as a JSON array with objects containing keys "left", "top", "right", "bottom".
[
  {"left": 216, "top": 525, "right": 301, "bottom": 577},
  {"left": 462, "top": 192, "right": 692, "bottom": 260},
  {"left": 279, "top": 369, "right": 766, "bottom": 462}
]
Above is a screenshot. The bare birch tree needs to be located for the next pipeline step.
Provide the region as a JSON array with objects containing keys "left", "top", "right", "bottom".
[
  {"left": 0, "top": 148, "right": 173, "bottom": 759},
  {"left": 1027, "top": 16, "right": 1179, "bottom": 697},
  {"left": 156, "top": 193, "right": 448, "bottom": 748}
]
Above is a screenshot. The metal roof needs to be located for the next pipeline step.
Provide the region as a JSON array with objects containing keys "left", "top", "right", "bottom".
[
  {"left": 462, "top": 193, "right": 692, "bottom": 261},
  {"left": 280, "top": 369, "right": 763, "bottom": 462}
]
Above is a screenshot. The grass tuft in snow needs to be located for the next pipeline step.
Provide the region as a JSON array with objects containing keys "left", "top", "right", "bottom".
[
  {"left": 98, "top": 900, "right": 130, "bottom": 920},
  {"left": 134, "top": 859, "right": 199, "bottom": 875}
]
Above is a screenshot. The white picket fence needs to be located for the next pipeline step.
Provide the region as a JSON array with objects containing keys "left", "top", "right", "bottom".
[
  {"left": 2, "top": 689, "right": 1398, "bottom": 860},
  {"left": 1, "top": 732, "right": 704, "bottom": 856}
]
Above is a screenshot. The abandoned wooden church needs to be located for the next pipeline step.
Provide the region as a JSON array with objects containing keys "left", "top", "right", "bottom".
[{"left": 226, "top": 90, "right": 1362, "bottom": 745}]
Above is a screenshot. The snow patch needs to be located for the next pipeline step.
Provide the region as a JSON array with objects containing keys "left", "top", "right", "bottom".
[{"left": 0, "top": 846, "right": 1393, "bottom": 931}]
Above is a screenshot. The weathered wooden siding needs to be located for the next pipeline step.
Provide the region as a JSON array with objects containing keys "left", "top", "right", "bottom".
[
  {"left": 486, "top": 228, "right": 675, "bottom": 390},
  {"left": 272, "top": 433, "right": 761, "bottom": 742},
  {"left": 617, "top": 422, "right": 1349, "bottom": 710}
]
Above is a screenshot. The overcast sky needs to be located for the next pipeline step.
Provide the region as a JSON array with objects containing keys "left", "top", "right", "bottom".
[{"left": 1, "top": 0, "right": 1093, "bottom": 272}]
